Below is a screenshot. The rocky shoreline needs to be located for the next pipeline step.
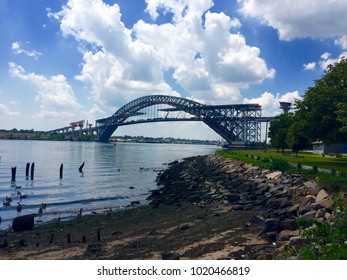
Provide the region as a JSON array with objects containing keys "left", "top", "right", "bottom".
[
  {"left": 152, "top": 154, "right": 337, "bottom": 256},
  {"left": 0, "top": 154, "right": 338, "bottom": 259}
]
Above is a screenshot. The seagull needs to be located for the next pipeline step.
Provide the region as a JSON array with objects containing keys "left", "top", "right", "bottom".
[{"left": 19, "top": 193, "right": 28, "bottom": 202}]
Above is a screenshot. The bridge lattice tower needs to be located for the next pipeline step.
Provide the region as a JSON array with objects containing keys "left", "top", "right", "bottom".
[{"left": 96, "top": 95, "right": 265, "bottom": 145}]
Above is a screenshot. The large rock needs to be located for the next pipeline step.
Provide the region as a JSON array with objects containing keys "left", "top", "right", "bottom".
[
  {"left": 266, "top": 171, "right": 282, "bottom": 181},
  {"left": 12, "top": 214, "right": 35, "bottom": 232},
  {"left": 298, "top": 195, "right": 315, "bottom": 209},
  {"left": 315, "top": 189, "right": 329, "bottom": 203},
  {"left": 265, "top": 218, "right": 281, "bottom": 232}
]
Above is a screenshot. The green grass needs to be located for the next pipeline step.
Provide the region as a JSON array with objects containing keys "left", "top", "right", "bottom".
[
  {"left": 217, "top": 148, "right": 347, "bottom": 192},
  {"left": 218, "top": 149, "right": 347, "bottom": 173}
]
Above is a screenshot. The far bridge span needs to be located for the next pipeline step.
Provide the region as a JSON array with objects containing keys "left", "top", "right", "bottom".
[{"left": 47, "top": 95, "right": 273, "bottom": 146}]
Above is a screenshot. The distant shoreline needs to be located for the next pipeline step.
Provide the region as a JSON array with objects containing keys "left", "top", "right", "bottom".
[{"left": 0, "top": 131, "right": 221, "bottom": 145}]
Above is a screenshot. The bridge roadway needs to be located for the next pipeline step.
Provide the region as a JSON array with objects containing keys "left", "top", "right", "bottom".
[{"left": 46, "top": 95, "right": 273, "bottom": 146}]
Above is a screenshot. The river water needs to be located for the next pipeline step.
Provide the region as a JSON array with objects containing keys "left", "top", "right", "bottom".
[{"left": 0, "top": 140, "right": 220, "bottom": 229}]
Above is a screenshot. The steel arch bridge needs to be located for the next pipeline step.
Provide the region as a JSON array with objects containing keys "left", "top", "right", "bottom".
[{"left": 95, "top": 95, "right": 271, "bottom": 145}]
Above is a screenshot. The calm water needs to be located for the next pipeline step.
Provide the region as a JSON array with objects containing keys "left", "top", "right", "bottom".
[{"left": 0, "top": 140, "right": 220, "bottom": 229}]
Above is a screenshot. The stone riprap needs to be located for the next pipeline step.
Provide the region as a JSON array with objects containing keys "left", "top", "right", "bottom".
[{"left": 151, "top": 154, "right": 338, "bottom": 256}]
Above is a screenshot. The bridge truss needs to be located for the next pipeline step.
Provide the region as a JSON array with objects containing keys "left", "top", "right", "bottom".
[{"left": 95, "top": 95, "right": 271, "bottom": 145}]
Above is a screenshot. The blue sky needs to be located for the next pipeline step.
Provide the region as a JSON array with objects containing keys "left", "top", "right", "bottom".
[{"left": 1, "top": 0, "right": 347, "bottom": 140}]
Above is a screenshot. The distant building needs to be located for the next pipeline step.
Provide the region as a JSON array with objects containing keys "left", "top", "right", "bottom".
[{"left": 312, "top": 140, "right": 347, "bottom": 154}]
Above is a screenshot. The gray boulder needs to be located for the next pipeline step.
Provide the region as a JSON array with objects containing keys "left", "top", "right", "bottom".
[{"left": 12, "top": 214, "right": 35, "bottom": 232}]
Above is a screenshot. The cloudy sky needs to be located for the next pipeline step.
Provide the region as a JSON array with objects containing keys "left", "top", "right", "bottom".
[{"left": 1, "top": 0, "right": 347, "bottom": 140}]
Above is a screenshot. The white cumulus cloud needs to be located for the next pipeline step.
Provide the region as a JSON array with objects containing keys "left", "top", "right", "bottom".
[
  {"left": 318, "top": 52, "right": 347, "bottom": 70},
  {"left": 238, "top": 0, "right": 347, "bottom": 41},
  {"left": 51, "top": 0, "right": 274, "bottom": 109},
  {"left": 243, "top": 91, "right": 302, "bottom": 117},
  {"left": 8, "top": 62, "right": 82, "bottom": 120},
  {"left": 335, "top": 35, "right": 347, "bottom": 49},
  {"left": 12, "top": 41, "right": 42, "bottom": 59},
  {"left": 303, "top": 62, "right": 316, "bottom": 71},
  {"left": 0, "top": 103, "right": 20, "bottom": 117}
]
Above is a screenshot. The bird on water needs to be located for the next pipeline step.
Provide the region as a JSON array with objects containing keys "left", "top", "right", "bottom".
[
  {"left": 3, "top": 200, "right": 11, "bottom": 207},
  {"left": 77, "top": 208, "right": 83, "bottom": 220},
  {"left": 37, "top": 206, "right": 43, "bottom": 221},
  {"left": 40, "top": 203, "right": 47, "bottom": 212},
  {"left": 16, "top": 202, "right": 22, "bottom": 214}
]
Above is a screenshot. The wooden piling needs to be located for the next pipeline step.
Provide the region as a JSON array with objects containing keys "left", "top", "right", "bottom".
[
  {"left": 11, "top": 166, "right": 16, "bottom": 182},
  {"left": 60, "top": 164, "right": 63, "bottom": 179},
  {"left": 82, "top": 236, "right": 86, "bottom": 243},
  {"left": 30, "top": 162, "right": 35, "bottom": 180},
  {"left": 79, "top": 161, "right": 85, "bottom": 173},
  {"left": 25, "top": 163, "right": 30, "bottom": 178},
  {"left": 67, "top": 233, "right": 71, "bottom": 244}
]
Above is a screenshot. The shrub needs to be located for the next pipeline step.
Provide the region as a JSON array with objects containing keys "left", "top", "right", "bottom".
[
  {"left": 296, "top": 197, "right": 347, "bottom": 259},
  {"left": 269, "top": 159, "right": 290, "bottom": 172}
]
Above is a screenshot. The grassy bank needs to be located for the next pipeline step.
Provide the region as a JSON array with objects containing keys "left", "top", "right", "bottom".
[
  {"left": 219, "top": 149, "right": 347, "bottom": 173},
  {"left": 217, "top": 149, "right": 347, "bottom": 192}
]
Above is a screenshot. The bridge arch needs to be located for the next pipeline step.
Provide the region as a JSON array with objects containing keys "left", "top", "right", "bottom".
[
  {"left": 96, "top": 95, "right": 265, "bottom": 144},
  {"left": 96, "top": 95, "right": 205, "bottom": 141}
]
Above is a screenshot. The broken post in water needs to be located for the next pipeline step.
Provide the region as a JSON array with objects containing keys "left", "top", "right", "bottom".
[
  {"left": 30, "top": 162, "right": 35, "bottom": 180},
  {"left": 11, "top": 166, "right": 16, "bottom": 182},
  {"left": 25, "top": 163, "right": 30, "bottom": 178},
  {"left": 60, "top": 163, "right": 63, "bottom": 179},
  {"left": 79, "top": 161, "right": 85, "bottom": 173}
]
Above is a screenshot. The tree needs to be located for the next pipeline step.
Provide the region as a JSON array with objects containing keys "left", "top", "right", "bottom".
[
  {"left": 336, "top": 102, "right": 347, "bottom": 133},
  {"left": 287, "top": 131, "right": 309, "bottom": 156},
  {"left": 268, "top": 113, "right": 294, "bottom": 153},
  {"left": 294, "top": 57, "right": 347, "bottom": 144},
  {"left": 286, "top": 120, "right": 310, "bottom": 156}
]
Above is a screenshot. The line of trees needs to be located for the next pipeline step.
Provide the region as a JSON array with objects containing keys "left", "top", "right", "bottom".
[{"left": 268, "top": 57, "right": 347, "bottom": 154}]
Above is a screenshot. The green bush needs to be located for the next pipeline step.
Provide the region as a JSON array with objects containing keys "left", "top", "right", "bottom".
[
  {"left": 269, "top": 159, "right": 290, "bottom": 172},
  {"left": 317, "top": 174, "right": 347, "bottom": 193},
  {"left": 296, "top": 197, "right": 347, "bottom": 259}
]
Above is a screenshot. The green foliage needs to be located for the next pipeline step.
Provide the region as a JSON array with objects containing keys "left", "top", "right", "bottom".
[
  {"left": 268, "top": 114, "right": 295, "bottom": 152},
  {"left": 268, "top": 58, "right": 347, "bottom": 150},
  {"left": 286, "top": 121, "right": 310, "bottom": 154},
  {"left": 296, "top": 197, "right": 347, "bottom": 260},
  {"left": 217, "top": 149, "right": 347, "bottom": 190},
  {"left": 294, "top": 57, "right": 347, "bottom": 144},
  {"left": 269, "top": 158, "right": 290, "bottom": 172},
  {"left": 337, "top": 102, "right": 347, "bottom": 133},
  {"left": 317, "top": 173, "right": 347, "bottom": 192}
]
